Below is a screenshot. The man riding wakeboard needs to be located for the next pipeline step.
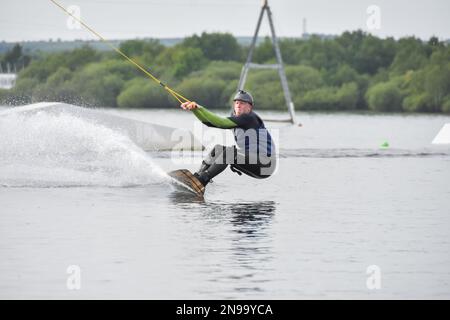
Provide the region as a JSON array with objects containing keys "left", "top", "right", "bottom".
[{"left": 180, "top": 90, "right": 277, "bottom": 190}]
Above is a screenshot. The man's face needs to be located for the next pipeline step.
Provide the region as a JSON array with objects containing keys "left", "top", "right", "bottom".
[{"left": 234, "top": 100, "right": 252, "bottom": 116}]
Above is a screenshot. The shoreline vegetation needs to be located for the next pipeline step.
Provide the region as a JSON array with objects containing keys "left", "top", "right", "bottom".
[{"left": 1, "top": 31, "right": 449, "bottom": 113}]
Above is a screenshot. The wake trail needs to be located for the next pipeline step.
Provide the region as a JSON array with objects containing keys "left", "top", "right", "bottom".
[{"left": 0, "top": 109, "right": 169, "bottom": 188}]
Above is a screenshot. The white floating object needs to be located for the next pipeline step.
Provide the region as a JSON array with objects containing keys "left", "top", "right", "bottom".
[
  {"left": 432, "top": 123, "right": 450, "bottom": 144},
  {"left": 0, "top": 73, "right": 16, "bottom": 89},
  {"left": 0, "top": 102, "right": 204, "bottom": 151}
]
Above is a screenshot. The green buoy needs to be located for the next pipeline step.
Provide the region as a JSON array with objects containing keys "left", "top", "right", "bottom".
[{"left": 380, "top": 141, "right": 389, "bottom": 148}]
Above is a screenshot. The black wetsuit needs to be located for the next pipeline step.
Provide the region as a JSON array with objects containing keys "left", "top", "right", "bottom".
[{"left": 192, "top": 106, "right": 276, "bottom": 186}]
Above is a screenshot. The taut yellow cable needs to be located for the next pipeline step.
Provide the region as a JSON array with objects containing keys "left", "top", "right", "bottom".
[{"left": 49, "top": 0, "right": 190, "bottom": 104}]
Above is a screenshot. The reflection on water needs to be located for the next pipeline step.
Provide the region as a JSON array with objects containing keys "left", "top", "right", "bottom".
[
  {"left": 169, "top": 195, "right": 275, "bottom": 237},
  {"left": 227, "top": 201, "right": 275, "bottom": 237},
  {"left": 169, "top": 196, "right": 277, "bottom": 297},
  {"left": 223, "top": 201, "right": 276, "bottom": 296},
  {"left": 167, "top": 190, "right": 205, "bottom": 204}
]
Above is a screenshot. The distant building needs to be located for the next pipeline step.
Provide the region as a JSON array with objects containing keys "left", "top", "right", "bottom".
[{"left": 0, "top": 73, "right": 17, "bottom": 89}]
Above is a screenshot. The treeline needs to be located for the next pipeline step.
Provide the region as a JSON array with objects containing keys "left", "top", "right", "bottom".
[
  {"left": 0, "top": 44, "right": 30, "bottom": 72},
  {"left": 1, "top": 31, "right": 449, "bottom": 112}
]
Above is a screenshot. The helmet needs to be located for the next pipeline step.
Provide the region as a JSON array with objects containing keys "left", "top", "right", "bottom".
[{"left": 233, "top": 90, "right": 254, "bottom": 106}]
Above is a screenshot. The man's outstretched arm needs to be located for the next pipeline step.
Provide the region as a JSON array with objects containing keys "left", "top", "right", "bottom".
[{"left": 181, "top": 101, "right": 237, "bottom": 129}]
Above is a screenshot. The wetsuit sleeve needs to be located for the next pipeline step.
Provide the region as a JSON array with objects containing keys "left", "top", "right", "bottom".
[
  {"left": 227, "top": 113, "right": 257, "bottom": 129},
  {"left": 192, "top": 105, "right": 238, "bottom": 129}
]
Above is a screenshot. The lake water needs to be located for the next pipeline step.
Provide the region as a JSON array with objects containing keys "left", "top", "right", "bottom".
[{"left": 1, "top": 106, "right": 449, "bottom": 299}]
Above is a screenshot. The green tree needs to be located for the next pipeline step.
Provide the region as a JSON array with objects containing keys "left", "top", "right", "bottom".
[
  {"left": 366, "top": 81, "right": 403, "bottom": 111},
  {"left": 295, "top": 35, "right": 345, "bottom": 70},
  {"left": 244, "top": 69, "right": 284, "bottom": 109},
  {"left": 5, "top": 30, "right": 450, "bottom": 113},
  {"left": 3, "top": 44, "right": 23, "bottom": 64},
  {"left": 172, "top": 47, "right": 206, "bottom": 78},
  {"left": 1, "top": 43, "right": 30, "bottom": 68},
  {"left": 442, "top": 96, "right": 450, "bottom": 113},
  {"left": 155, "top": 46, "right": 206, "bottom": 78},
  {"left": 402, "top": 48, "right": 450, "bottom": 112},
  {"left": 117, "top": 78, "right": 172, "bottom": 108},
  {"left": 31, "top": 66, "right": 78, "bottom": 103},
  {"left": 297, "top": 87, "right": 338, "bottom": 110},
  {"left": 402, "top": 93, "right": 430, "bottom": 112},
  {"left": 119, "top": 39, "right": 146, "bottom": 57},
  {"left": 191, "top": 60, "right": 241, "bottom": 81},
  {"left": 353, "top": 35, "right": 396, "bottom": 74},
  {"left": 253, "top": 37, "right": 276, "bottom": 64},
  {"left": 183, "top": 32, "right": 242, "bottom": 61},
  {"left": 391, "top": 37, "right": 427, "bottom": 74},
  {"left": 286, "top": 65, "right": 323, "bottom": 93},
  {"left": 336, "top": 82, "right": 359, "bottom": 109},
  {"left": 176, "top": 77, "right": 227, "bottom": 108},
  {"left": 424, "top": 64, "right": 450, "bottom": 110},
  {"left": 325, "top": 64, "right": 358, "bottom": 86},
  {"left": 69, "top": 59, "right": 134, "bottom": 107},
  {"left": 17, "top": 45, "right": 98, "bottom": 82},
  {"left": 279, "top": 39, "right": 304, "bottom": 65},
  {"left": 64, "top": 45, "right": 98, "bottom": 70}
]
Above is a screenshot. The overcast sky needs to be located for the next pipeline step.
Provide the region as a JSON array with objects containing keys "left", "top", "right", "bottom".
[{"left": 1, "top": 0, "right": 449, "bottom": 42}]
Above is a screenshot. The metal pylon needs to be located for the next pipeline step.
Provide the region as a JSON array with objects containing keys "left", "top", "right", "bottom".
[{"left": 237, "top": 0, "right": 297, "bottom": 124}]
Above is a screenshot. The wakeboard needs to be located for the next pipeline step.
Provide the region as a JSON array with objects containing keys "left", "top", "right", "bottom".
[{"left": 167, "top": 169, "right": 205, "bottom": 196}]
